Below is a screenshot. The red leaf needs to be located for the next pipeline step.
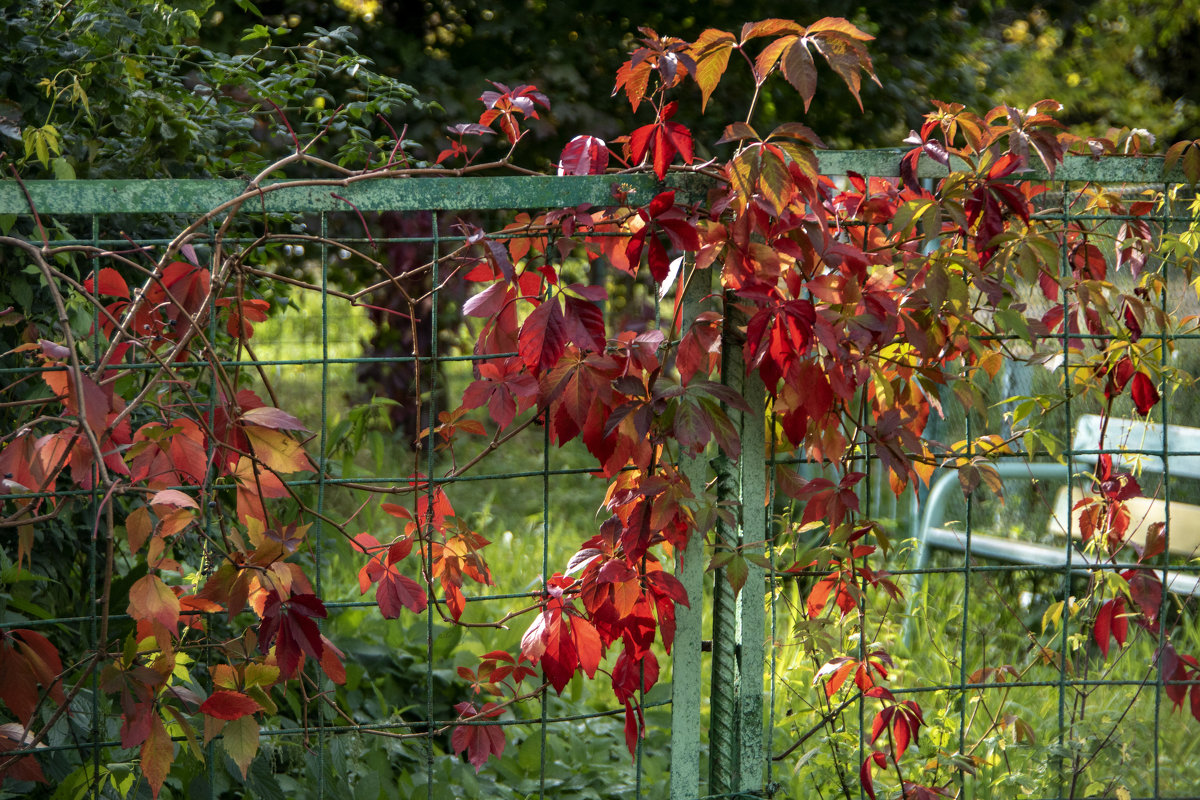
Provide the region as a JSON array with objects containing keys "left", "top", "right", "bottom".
[
  {"left": 518, "top": 298, "right": 566, "bottom": 372},
  {"left": 558, "top": 135, "right": 610, "bottom": 175},
  {"left": 258, "top": 592, "right": 327, "bottom": 679},
  {"left": 320, "top": 636, "right": 347, "bottom": 685},
  {"left": 376, "top": 566, "right": 428, "bottom": 618},
  {"left": 0, "top": 643, "right": 39, "bottom": 726},
  {"left": 8, "top": 630, "right": 64, "bottom": 707},
  {"left": 83, "top": 267, "right": 130, "bottom": 298},
  {"left": 1094, "top": 598, "right": 1115, "bottom": 659},
  {"left": 141, "top": 714, "right": 174, "bottom": 799},
  {"left": 1131, "top": 371, "right": 1160, "bottom": 415},
  {"left": 464, "top": 282, "right": 512, "bottom": 318},
  {"left": 451, "top": 702, "right": 506, "bottom": 771},
  {"left": 645, "top": 570, "right": 690, "bottom": 608},
  {"left": 1126, "top": 570, "right": 1163, "bottom": 626},
  {"left": 0, "top": 724, "right": 46, "bottom": 783},
  {"left": 41, "top": 367, "right": 109, "bottom": 435},
  {"left": 781, "top": 39, "right": 818, "bottom": 110},
  {"left": 200, "top": 690, "right": 262, "bottom": 721},
  {"left": 647, "top": 189, "right": 676, "bottom": 218},
  {"left": 571, "top": 615, "right": 603, "bottom": 678},
  {"left": 646, "top": 233, "right": 671, "bottom": 283},
  {"left": 611, "top": 647, "right": 659, "bottom": 704},
  {"left": 624, "top": 701, "right": 641, "bottom": 757},
  {"left": 860, "top": 751, "right": 888, "bottom": 800},
  {"left": 1142, "top": 522, "right": 1166, "bottom": 562},
  {"left": 150, "top": 489, "right": 198, "bottom": 509},
  {"left": 563, "top": 295, "right": 606, "bottom": 353}
]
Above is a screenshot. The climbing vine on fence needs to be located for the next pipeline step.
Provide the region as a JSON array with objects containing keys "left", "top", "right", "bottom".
[{"left": 3, "top": 14, "right": 1200, "bottom": 800}]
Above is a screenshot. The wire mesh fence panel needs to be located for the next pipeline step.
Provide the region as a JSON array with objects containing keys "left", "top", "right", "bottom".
[
  {"left": 762, "top": 154, "right": 1200, "bottom": 800},
  {"left": 1, "top": 153, "right": 1199, "bottom": 800},
  {"left": 0, "top": 174, "right": 711, "bottom": 800}
]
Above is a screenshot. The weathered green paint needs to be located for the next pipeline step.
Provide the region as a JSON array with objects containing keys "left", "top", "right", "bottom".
[
  {"left": 818, "top": 149, "right": 1187, "bottom": 182},
  {"left": 0, "top": 174, "right": 697, "bottom": 215},
  {"left": 3, "top": 152, "right": 1184, "bottom": 217},
  {"left": 669, "top": 261, "right": 709, "bottom": 800}
]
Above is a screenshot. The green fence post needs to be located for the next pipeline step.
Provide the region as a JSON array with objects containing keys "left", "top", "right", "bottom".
[
  {"left": 671, "top": 259, "right": 709, "bottom": 800},
  {"left": 709, "top": 298, "right": 769, "bottom": 796},
  {"left": 736, "top": 364, "right": 767, "bottom": 795}
]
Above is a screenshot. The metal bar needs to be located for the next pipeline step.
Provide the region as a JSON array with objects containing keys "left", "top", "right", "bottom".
[
  {"left": 2, "top": 153, "right": 1187, "bottom": 215},
  {"left": 709, "top": 294, "right": 741, "bottom": 795},
  {"left": 0, "top": 174, "right": 694, "bottom": 214}
]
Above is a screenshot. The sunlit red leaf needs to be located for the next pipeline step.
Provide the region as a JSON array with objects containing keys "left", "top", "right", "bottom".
[{"left": 558, "top": 135, "right": 610, "bottom": 175}]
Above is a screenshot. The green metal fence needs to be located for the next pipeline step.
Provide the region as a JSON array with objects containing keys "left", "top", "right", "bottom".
[{"left": 1, "top": 151, "right": 1199, "bottom": 800}]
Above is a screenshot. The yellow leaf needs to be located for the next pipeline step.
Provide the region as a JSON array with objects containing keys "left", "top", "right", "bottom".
[
  {"left": 688, "top": 29, "right": 736, "bottom": 111},
  {"left": 244, "top": 426, "right": 312, "bottom": 474}
]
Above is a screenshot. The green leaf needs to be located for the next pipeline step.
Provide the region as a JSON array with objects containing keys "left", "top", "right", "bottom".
[
  {"left": 243, "top": 24, "right": 272, "bottom": 41},
  {"left": 51, "top": 157, "right": 75, "bottom": 180},
  {"left": 724, "top": 553, "right": 750, "bottom": 598},
  {"left": 222, "top": 714, "right": 260, "bottom": 779}
]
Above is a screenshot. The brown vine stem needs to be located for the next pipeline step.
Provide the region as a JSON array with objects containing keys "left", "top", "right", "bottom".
[
  {"left": 7, "top": 163, "right": 48, "bottom": 246},
  {"left": 20, "top": 245, "right": 111, "bottom": 490},
  {"left": 308, "top": 677, "right": 550, "bottom": 743}
]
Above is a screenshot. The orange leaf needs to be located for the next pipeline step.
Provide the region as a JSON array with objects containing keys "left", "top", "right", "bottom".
[
  {"left": 806, "top": 16, "right": 875, "bottom": 41},
  {"left": 126, "top": 507, "right": 153, "bottom": 553},
  {"left": 127, "top": 574, "right": 181, "bottom": 634},
  {"left": 141, "top": 714, "right": 174, "bottom": 799}
]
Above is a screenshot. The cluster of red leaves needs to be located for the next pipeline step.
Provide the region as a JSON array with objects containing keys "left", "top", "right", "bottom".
[{"left": 0, "top": 248, "right": 347, "bottom": 793}]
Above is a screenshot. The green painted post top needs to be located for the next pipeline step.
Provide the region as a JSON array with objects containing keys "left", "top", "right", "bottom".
[{"left": 0, "top": 151, "right": 1186, "bottom": 216}]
